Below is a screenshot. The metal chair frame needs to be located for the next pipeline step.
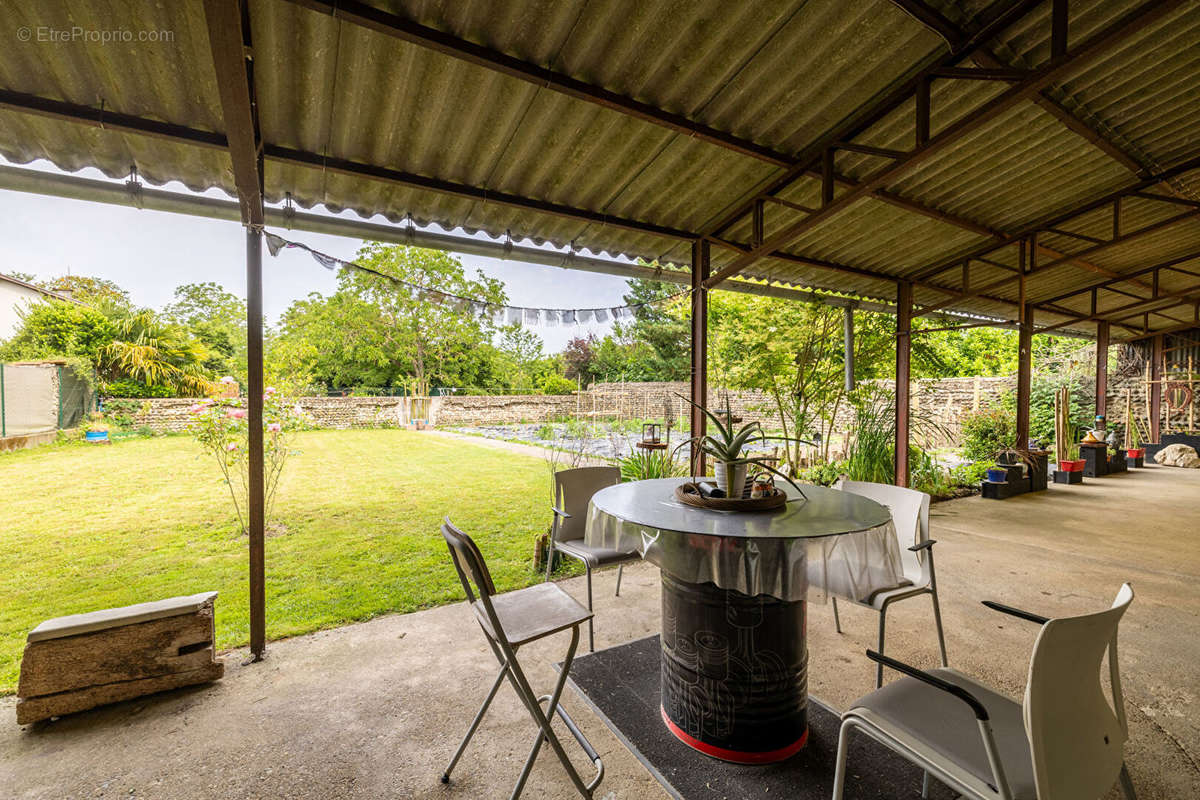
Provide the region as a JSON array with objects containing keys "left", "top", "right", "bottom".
[
  {"left": 832, "top": 479, "right": 948, "bottom": 687},
  {"left": 441, "top": 519, "right": 604, "bottom": 799},
  {"left": 544, "top": 466, "right": 639, "bottom": 651}
]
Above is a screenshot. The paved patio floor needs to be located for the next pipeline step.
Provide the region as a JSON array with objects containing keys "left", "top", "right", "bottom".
[{"left": 3, "top": 464, "right": 1199, "bottom": 799}]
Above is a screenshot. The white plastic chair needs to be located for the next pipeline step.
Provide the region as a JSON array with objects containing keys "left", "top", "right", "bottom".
[
  {"left": 833, "top": 479, "right": 948, "bottom": 687},
  {"left": 544, "top": 466, "right": 640, "bottom": 651},
  {"left": 832, "top": 584, "right": 1137, "bottom": 800}
]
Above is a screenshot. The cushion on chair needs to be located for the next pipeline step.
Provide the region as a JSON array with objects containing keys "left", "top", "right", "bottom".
[
  {"left": 555, "top": 540, "right": 641, "bottom": 569},
  {"left": 848, "top": 668, "right": 1036, "bottom": 799},
  {"left": 472, "top": 583, "right": 592, "bottom": 646}
]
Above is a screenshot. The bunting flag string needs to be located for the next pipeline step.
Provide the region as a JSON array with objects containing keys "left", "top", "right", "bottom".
[{"left": 263, "top": 231, "right": 690, "bottom": 327}]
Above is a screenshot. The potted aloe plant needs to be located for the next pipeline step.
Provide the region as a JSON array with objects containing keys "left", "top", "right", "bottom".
[{"left": 677, "top": 395, "right": 809, "bottom": 498}]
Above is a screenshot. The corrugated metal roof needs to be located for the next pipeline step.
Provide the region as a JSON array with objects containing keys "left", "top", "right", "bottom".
[{"left": 0, "top": 0, "right": 1197, "bottom": 338}]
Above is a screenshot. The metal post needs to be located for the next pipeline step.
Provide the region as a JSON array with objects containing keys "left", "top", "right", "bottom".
[
  {"left": 57, "top": 365, "right": 64, "bottom": 429},
  {"left": 1150, "top": 333, "right": 1163, "bottom": 443},
  {"left": 843, "top": 306, "right": 855, "bottom": 393},
  {"left": 247, "top": 227, "right": 266, "bottom": 661},
  {"left": 690, "top": 240, "right": 709, "bottom": 475},
  {"left": 895, "top": 282, "right": 912, "bottom": 487},
  {"left": 1095, "top": 321, "right": 1110, "bottom": 428},
  {"left": 1015, "top": 241, "right": 1032, "bottom": 448}
]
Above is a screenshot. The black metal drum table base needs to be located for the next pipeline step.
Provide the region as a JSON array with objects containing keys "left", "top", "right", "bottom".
[{"left": 659, "top": 571, "right": 808, "bottom": 764}]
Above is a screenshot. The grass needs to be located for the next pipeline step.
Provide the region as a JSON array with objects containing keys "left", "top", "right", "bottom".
[{"left": 0, "top": 430, "right": 558, "bottom": 693}]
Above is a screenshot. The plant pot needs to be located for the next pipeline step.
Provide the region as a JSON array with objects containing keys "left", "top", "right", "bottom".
[
  {"left": 985, "top": 468, "right": 1009, "bottom": 483},
  {"left": 714, "top": 461, "right": 748, "bottom": 498},
  {"left": 1059, "top": 459, "right": 1084, "bottom": 473},
  {"left": 85, "top": 430, "right": 109, "bottom": 443},
  {"left": 1127, "top": 448, "right": 1144, "bottom": 459}
]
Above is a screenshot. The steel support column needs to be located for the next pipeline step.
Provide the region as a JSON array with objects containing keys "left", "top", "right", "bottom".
[
  {"left": 1016, "top": 303, "right": 1034, "bottom": 449},
  {"left": 246, "top": 228, "right": 265, "bottom": 658},
  {"left": 690, "top": 240, "right": 709, "bottom": 475},
  {"left": 895, "top": 282, "right": 912, "bottom": 487},
  {"left": 844, "top": 306, "right": 856, "bottom": 393},
  {"left": 1150, "top": 334, "right": 1163, "bottom": 442},
  {"left": 1095, "top": 321, "right": 1110, "bottom": 427}
]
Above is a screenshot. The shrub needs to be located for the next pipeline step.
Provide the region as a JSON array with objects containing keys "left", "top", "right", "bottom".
[
  {"left": 949, "top": 460, "right": 989, "bottom": 487},
  {"left": 794, "top": 460, "right": 846, "bottom": 486},
  {"left": 618, "top": 449, "right": 687, "bottom": 481},
  {"left": 959, "top": 407, "right": 1015, "bottom": 462},
  {"left": 535, "top": 423, "right": 556, "bottom": 440},
  {"left": 537, "top": 374, "right": 577, "bottom": 395}
]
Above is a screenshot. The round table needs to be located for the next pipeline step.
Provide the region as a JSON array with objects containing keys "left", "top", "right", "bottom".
[{"left": 585, "top": 478, "right": 897, "bottom": 764}]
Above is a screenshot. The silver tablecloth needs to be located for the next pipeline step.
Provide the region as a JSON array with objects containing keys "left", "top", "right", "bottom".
[{"left": 585, "top": 478, "right": 904, "bottom": 603}]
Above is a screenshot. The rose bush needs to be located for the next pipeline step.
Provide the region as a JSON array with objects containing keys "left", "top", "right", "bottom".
[{"left": 188, "top": 388, "right": 304, "bottom": 535}]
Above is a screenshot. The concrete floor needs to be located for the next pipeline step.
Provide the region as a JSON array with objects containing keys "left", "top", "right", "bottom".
[{"left": 3, "top": 464, "right": 1199, "bottom": 799}]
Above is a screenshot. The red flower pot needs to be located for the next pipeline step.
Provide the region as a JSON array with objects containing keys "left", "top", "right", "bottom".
[
  {"left": 1127, "top": 448, "right": 1144, "bottom": 459},
  {"left": 1060, "top": 459, "right": 1085, "bottom": 473}
]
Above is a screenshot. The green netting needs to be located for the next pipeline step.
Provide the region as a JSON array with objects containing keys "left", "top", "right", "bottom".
[{"left": 56, "top": 365, "right": 95, "bottom": 430}]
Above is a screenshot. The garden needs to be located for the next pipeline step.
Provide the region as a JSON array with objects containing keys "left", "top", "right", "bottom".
[{"left": 0, "top": 428, "right": 555, "bottom": 693}]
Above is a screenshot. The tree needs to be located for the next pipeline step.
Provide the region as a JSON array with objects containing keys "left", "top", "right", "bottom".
[
  {"left": 164, "top": 282, "right": 247, "bottom": 380},
  {"left": 39, "top": 275, "right": 131, "bottom": 308},
  {"left": 0, "top": 300, "right": 115, "bottom": 361},
  {"left": 621, "top": 277, "right": 690, "bottom": 380},
  {"left": 273, "top": 244, "right": 507, "bottom": 391},
  {"left": 562, "top": 335, "right": 597, "bottom": 383},
  {"left": 99, "top": 310, "right": 215, "bottom": 396}
]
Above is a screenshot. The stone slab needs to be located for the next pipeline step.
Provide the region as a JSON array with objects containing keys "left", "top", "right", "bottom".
[{"left": 27, "top": 591, "right": 218, "bottom": 643}]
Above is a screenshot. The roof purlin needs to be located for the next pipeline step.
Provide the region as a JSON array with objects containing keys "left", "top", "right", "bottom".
[{"left": 703, "top": 0, "right": 1186, "bottom": 289}]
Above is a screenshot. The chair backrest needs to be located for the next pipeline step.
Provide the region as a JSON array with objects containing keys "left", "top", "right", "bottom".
[
  {"left": 553, "top": 466, "right": 621, "bottom": 542},
  {"left": 835, "top": 479, "right": 931, "bottom": 585},
  {"left": 441, "top": 517, "right": 497, "bottom": 605},
  {"left": 1024, "top": 583, "right": 1134, "bottom": 800}
]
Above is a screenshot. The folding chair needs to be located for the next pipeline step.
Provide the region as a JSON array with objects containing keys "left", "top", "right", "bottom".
[
  {"left": 832, "top": 479, "right": 948, "bottom": 687},
  {"left": 545, "top": 466, "right": 640, "bottom": 651},
  {"left": 833, "top": 584, "right": 1137, "bottom": 800},
  {"left": 440, "top": 518, "right": 604, "bottom": 799}
]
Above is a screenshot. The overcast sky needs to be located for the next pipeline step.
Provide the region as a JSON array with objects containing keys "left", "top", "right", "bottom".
[{"left": 0, "top": 158, "right": 632, "bottom": 352}]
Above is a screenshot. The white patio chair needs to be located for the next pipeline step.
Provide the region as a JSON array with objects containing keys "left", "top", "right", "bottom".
[
  {"left": 832, "top": 479, "right": 948, "bottom": 688},
  {"left": 832, "top": 584, "right": 1137, "bottom": 800},
  {"left": 544, "top": 466, "right": 640, "bottom": 651}
]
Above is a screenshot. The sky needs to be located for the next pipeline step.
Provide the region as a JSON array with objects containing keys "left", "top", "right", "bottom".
[{"left": 0, "top": 158, "right": 633, "bottom": 352}]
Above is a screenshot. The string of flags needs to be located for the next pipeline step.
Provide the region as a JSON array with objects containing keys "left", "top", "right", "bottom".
[{"left": 263, "top": 231, "right": 690, "bottom": 327}]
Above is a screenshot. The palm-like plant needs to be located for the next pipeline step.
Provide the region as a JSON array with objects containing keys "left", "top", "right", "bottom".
[
  {"left": 675, "top": 394, "right": 810, "bottom": 497},
  {"left": 100, "top": 310, "right": 216, "bottom": 396}
]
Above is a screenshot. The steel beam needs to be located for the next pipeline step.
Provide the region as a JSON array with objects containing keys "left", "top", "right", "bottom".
[
  {"left": 203, "top": 0, "right": 266, "bottom": 660},
  {"left": 280, "top": 0, "right": 794, "bottom": 167},
  {"left": 690, "top": 241, "right": 710, "bottom": 475},
  {"left": 895, "top": 281, "right": 913, "bottom": 488},
  {"left": 1096, "top": 320, "right": 1110, "bottom": 426},
  {"left": 1150, "top": 334, "right": 1163, "bottom": 442},
  {"left": 702, "top": 0, "right": 1183, "bottom": 289}
]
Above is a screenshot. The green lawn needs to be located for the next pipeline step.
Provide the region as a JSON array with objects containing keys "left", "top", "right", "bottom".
[{"left": 0, "top": 430, "right": 559, "bottom": 693}]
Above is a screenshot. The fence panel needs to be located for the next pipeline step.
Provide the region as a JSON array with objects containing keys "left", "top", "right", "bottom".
[{"left": 1, "top": 363, "right": 58, "bottom": 436}]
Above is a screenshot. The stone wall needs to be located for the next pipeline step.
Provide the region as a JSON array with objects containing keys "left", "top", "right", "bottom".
[{"left": 116, "top": 373, "right": 1186, "bottom": 442}]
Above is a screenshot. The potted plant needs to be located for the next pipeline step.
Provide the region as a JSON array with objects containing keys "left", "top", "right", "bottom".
[
  {"left": 984, "top": 463, "right": 1009, "bottom": 483},
  {"left": 84, "top": 413, "right": 110, "bottom": 443},
  {"left": 1059, "top": 443, "right": 1085, "bottom": 472},
  {"left": 677, "top": 394, "right": 809, "bottom": 498}
]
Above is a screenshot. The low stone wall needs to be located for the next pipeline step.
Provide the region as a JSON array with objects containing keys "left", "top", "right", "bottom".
[
  {"left": 115, "top": 374, "right": 1174, "bottom": 441},
  {"left": 122, "top": 396, "right": 408, "bottom": 433}
]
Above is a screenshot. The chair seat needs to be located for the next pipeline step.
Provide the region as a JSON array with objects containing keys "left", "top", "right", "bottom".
[
  {"left": 473, "top": 582, "right": 592, "bottom": 646},
  {"left": 555, "top": 540, "right": 641, "bottom": 569},
  {"left": 848, "top": 668, "right": 1037, "bottom": 799}
]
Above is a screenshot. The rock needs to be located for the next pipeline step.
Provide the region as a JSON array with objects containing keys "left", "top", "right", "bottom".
[{"left": 1153, "top": 443, "right": 1200, "bottom": 468}]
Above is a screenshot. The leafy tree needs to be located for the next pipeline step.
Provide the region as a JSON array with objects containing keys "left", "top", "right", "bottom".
[
  {"left": 273, "top": 244, "right": 507, "bottom": 391},
  {"left": 562, "top": 335, "right": 597, "bottom": 383},
  {"left": 99, "top": 310, "right": 215, "bottom": 396},
  {"left": 39, "top": 275, "right": 131, "bottom": 308},
  {"left": 164, "top": 282, "right": 247, "bottom": 379},
  {"left": 0, "top": 301, "right": 115, "bottom": 361},
  {"left": 621, "top": 278, "right": 690, "bottom": 380}
]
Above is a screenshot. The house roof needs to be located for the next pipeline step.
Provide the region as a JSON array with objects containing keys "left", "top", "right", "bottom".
[
  {"left": 1, "top": 0, "right": 1198, "bottom": 339},
  {"left": 0, "top": 272, "right": 76, "bottom": 303}
]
